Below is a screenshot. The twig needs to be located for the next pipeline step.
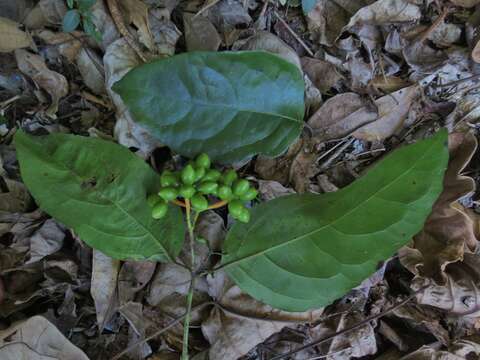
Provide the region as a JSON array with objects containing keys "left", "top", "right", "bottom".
[
  {"left": 270, "top": 286, "right": 427, "bottom": 360},
  {"left": 273, "top": 11, "right": 314, "bottom": 57},
  {"left": 105, "top": 0, "right": 148, "bottom": 62},
  {"left": 112, "top": 302, "right": 213, "bottom": 360}
]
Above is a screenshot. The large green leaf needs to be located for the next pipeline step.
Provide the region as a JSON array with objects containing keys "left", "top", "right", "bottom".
[
  {"left": 15, "top": 131, "right": 184, "bottom": 262},
  {"left": 222, "top": 131, "right": 449, "bottom": 311},
  {"left": 112, "top": 51, "right": 305, "bottom": 164}
]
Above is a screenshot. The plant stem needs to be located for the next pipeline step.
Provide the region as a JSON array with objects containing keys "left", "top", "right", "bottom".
[{"left": 182, "top": 199, "right": 197, "bottom": 360}]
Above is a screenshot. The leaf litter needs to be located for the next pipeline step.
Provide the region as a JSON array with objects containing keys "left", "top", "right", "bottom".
[{"left": 1, "top": 0, "right": 480, "bottom": 359}]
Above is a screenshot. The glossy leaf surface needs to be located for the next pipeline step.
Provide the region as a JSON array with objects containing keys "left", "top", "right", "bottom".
[
  {"left": 15, "top": 131, "right": 184, "bottom": 262},
  {"left": 113, "top": 51, "right": 304, "bottom": 164},
  {"left": 222, "top": 131, "right": 449, "bottom": 311}
]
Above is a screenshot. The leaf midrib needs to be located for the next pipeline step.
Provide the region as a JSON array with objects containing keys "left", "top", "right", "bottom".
[
  {"left": 32, "top": 145, "right": 173, "bottom": 262},
  {"left": 130, "top": 86, "right": 303, "bottom": 125},
  {"left": 222, "top": 139, "right": 438, "bottom": 270}
]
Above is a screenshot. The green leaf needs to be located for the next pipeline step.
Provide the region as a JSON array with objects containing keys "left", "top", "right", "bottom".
[
  {"left": 221, "top": 131, "right": 449, "bottom": 311},
  {"left": 78, "top": 0, "right": 97, "bottom": 11},
  {"left": 113, "top": 51, "right": 305, "bottom": 164},
  {"left": 62, "top": 9, "right": 81, "bottom": 32},
  {"left": 82, "top": 17, "right": 102, "bottom": 43},
  {"left": 302, "top": 0, "right": 316, "bottom": 13},
  {"left": 15, "top": 131, "right": 185, "bottom": 262},
  {"left": 67, "top": 0, "right": 75, "bottom": 9}
]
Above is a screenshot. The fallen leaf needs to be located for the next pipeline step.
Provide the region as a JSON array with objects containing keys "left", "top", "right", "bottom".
[
  {"left": 119, "top": 0, "right": 155, "bottom": 51},
  {"left": 0, "top": 316, "right": 89, "bottom": 360},
  {"left": 14, "top": 49, "right": 69, "bottom": 116},
  {"left": 91, "top": 0, "right": 120, "bottom": 50},
  {"left": 449, "top": 0, "right": 480, "bottom": 7},
  {"left": 91, "top": 249, "right": 120, "bottom": 330},
  {"left": 257, "top": 180, "right": 296, "bottom": 201},
  {"left": 34, "top": 30, "right": 82, "bottom": 62},
  {"left": 301, "top": 57, "right": 342, "bottom": 93},
  {"left": 0, "top": 17, "right": 32, "bottom": 53},
  {"left": 345, "top": 0, "right": 421, "bottom": 28},
  {"left": 202, "top": 270, "right": 323, "bottom": 360},
  {"left": 308, "top": 92, "right": 377, "bottom": 142},
  {"left": 183, "top": 13, "right": 221, "bottom": 51},
  {"left": 118, "top": 260, "right": 156, "bottom": 304},
  {"left": 104, "top": 38, "right": 162, "bottom": 158},
  {"left": 27, "top": 219, "right": 65, "bottom": 263},
  {"left": 205, "top": 0, "right": 251, "bottom": 42},
  {"left": 76, "top": 48, "right": 106, "bottom": 95},
  {"left": 0, "top": 0, "right": 31, "bottom": 22},
  {"left": 353, "top": 85, "right": 421, "bottom": 141},
  {"left": 148, "top": 9, "right": 181, "bottom": 56},
  {"left": 0, "top": 177, "right": 32, "bottom": 213},
  {"left": 399, "top": 336, "right": 480, "bottom": 359}
]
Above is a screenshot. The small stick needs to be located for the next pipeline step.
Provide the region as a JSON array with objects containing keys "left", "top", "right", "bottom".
[
  {"left": 106, "top": 0, "right": 148, "bottom": 62},
  {"left": 273, "top": 11, "right": 314, "bottom": 57}
]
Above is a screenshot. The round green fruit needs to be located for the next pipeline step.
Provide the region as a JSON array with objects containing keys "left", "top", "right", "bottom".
[
  {"left": 160, "top": 174, "right": 178, "bottom": 187},
  {"left": 203, "top": 169, "right": 221, "bottom": 182},
  {"left": 237, "top": 207, "right": 251, "bottom": 223},
  {"left": 147, "top": 194, "right": 161, "bottom": 207},
  {"left": 181, "top": 164, "right": 196, "bottom": 185},
  {"left": 240, "top": 188, "right": 258, "bottom": 201},
  {"left": 158, "top": 187, "right": 178, "bottom": 201},
  {"left": 179, "top": 185, "right": 196, "bottom": 199},
  {"left": 195, "top": 153, "right": 211, "bottom": 169},
  {"left": 232, "top": 179, "right": 250, "bottom": 196},
  {"left": 194, "top": 166, "right": 206, "bottom": 182},
  {"left": 198, "top": 181, "right": 218, "bottom": 194},
  {"left": 191, "top": 194, "right": 209, "bottom": 211},
  {"left": 217, "top": 186, "right": 233, "bottom": 201},
  {"left": 152, "top": 201, "right": 168, "bottom": 219},
  {"left": 223, "top": 169, "right": 237, "bottom": 185},
  {"left": 228, "top": 200, "right": 243, "bottom": 218}
]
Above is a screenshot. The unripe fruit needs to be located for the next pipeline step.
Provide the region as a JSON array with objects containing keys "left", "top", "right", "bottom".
[
  {"left": 217, "top": 185, "right": 233, "bottom": 201},
  {"left": 160, "top": 174, "right": 178, "bottom": 187},
  {"left": 181, "top": 164, "right": 195, "bottom": 185},
  {"left": 147, "top": 194, "right": 161, "bottom": 207},
  {"left": 152, "top": 201, "right": 168, "bottom": 219},
  {"left": 195, "top": 153, "right": 211, "bottom": 169},
  {"left": 179, "top": 185, "right": 196, "bottom": 199},
  {"left": 194, "top": 166, "right": 206, "bottom": 182},
  {"left": 198, "top": 181, "right": 218, "bottom": 194},
  {"left": 240, "top": 188, "right": 258, "bottom": 201},
  {"left": 237, "top": 207, "right": 250, "bottom": 223},
  {"left": 228, "top": 200, "right": 243, "bottom": 218},
  {"left": 191, "top": 194, "right": 208, "bottom": 211},
  {"left": 223, "top": 169, "right": 238, "bottom": 185},
  {"left": 203, "top": 169, "right": 221, "bottom": 182},
  {"left": 158, "top": 187, "right": 178, "bottom": 201},
  {"left": 232, "top": 179, "right": 250, "bottom": 196}
]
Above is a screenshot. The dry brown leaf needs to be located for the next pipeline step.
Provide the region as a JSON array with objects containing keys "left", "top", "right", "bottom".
[
  {"left": 14, "top": 49, "right": 68, "bottom": 116},
  {"left": 449, "top": 0, "right": 480, "bottom": 7},
  {"left": 353, "top": 85, "right": 421, "bottom": 141},
  {"left": 399, "top": 336, "right": 480, "bottom": 359},
  {"left": 0, "top": 178, "right": 32, "bottom": 213},
  {"left": 257, "top": 180, "right": 296, "bottom": 201},
  {"left": 202, "top": 271, "right": 323, "bottom": 360},
  {"left": 345, "top": 0, "right": 421, "bottom": 28},
  {"left": 27, "top": 219, "right": 65, "bottom": 263},
  {"left": 76, "top": 48, "right": 106, "bottom": 95},
  {"left": 184, "top": 13, "right": 221, "bottom": 51},
  {"left": 370, "top": 75, "right": 411, "bottom": 93},
  {"left": 0, "top": 316, "right": 89, "bottom": 360},
  {"left": 400, "top": 132, "right": 478, "bottom": 282},
  {"left": 0, "top": 17, "right": 32, "bottom": 53},
  {"left": 91, "top": 0, "right": 120, "bottom": 50},
  {"left": 34, "top": 30, "right": 82, "bottom": 62},
  {"left": 119, "top": 0, "right": 155, "bottom": 51},
  {"left": 308, "top": 93, "right": 377, "bottom": 142},
  {"left": 91, "top": 249, "right": 120, "bottom": 330},
  {"left": 301, "top": 57, "right": 342, "bottom": 93},
  {"left": 118, "top": 260, "right": 156, "bottom": 304},
  {"left": 472, "top": 40, "right": 480, "bottom": 63},
  {"left": 104, "top": 38, "right": 162, "bottom": 158}
]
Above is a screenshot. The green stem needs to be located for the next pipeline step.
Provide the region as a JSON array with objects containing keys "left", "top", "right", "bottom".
[{"left": 181, "top": 200, "right": 198, "bottom": 360}]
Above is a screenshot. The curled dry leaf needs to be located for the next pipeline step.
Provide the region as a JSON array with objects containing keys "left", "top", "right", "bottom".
[
  {"left": 104, "top": 38, "right": 162, "bottom": 157},
  {"left": 0, "top": 316, "right": 89, "bottom": 360},
  {"left": 202, "top": 270, "right": 323, "bottom": 360},
  {"left": 34, "top": 30, "right": 82, "bottom": 63},
  {"left": 301, "top": 57, "right": 342, "bottom": 93},
  {"left": 76, "top": 48, "right": 106, "bottom": 95},
  {"left": 400, "top": 132, "right": 480, "bottom": 315},
  {"left": 27, "top": 219, "right": 65, "bottom": 263},
  {"left": 119, "top": 0, "right": 155, "bottom": 52},
  {"left": 399, "top": 336, "right": 480, "bottom": 359},
  {"left": 91, "top": 249, "right": 120, "bottom": 330},
  {"left": 118, "top": 260, "right": 156, "bottom": 304},
  {"left": 14, "top": 49, "right": 68, "bottom": 116},
  {"left": 0, "top": 17, "right": 32, "bottom": 53}
]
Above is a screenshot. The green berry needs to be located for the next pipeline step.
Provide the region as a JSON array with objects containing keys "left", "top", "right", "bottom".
[
  {"left": 198, "top": 181, "right": 218, "bottom": 194},
  {"left": 228, "top": 200, "right": 243, "bottom": 218},
  {"left": 195, "top": 153, "right": 211, "bottom": 169},
  {"left": 240, "top": 188, "right": 258, "bottom": 201},
  {"left": 179, "top": 185, "right": 196, "bottom": 199},
  {"left": 194, "top": 166, "right": 206, "bottom": 182},
  {"left": 152, "top": 201, "right": 168, "bottom": 219},
  {"left": 191, "top": 194, "right": 208, "bottom": 211},
  {"left": 217, "top": 186, "right": 233, "bottom": 201},
  {"left": 223, "top": 169, "right": 237, "bottom": 185},
  {"left": 181, "top": 164, "right": 196, "bottom": 185},
  {"left": 232, "top": 179, "right": 250, "bottom": 197},
  {"left": 158, "top": 187, "right": 178, "bottom": 201},
  {"left": 203, "top": 169, "right": 222, "bottom": 182},
  {"left": 237, "top": 207, "right": 250, "bottom": 223},
  {"left": 147, "top": 194, "right": 162, "bottom": 207},
  {"left": 160, "top": 174, "right": 178, "bottom": 187}
]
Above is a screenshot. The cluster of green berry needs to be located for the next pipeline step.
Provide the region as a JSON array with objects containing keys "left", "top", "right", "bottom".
[{"left": 147, "top": 153, "right": 257, "bottom": 223}]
